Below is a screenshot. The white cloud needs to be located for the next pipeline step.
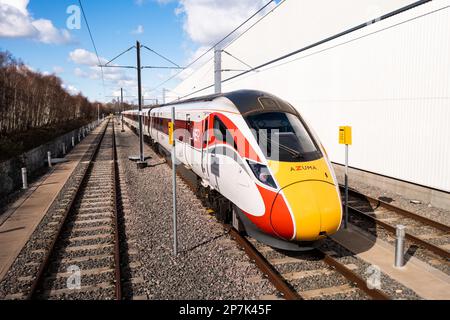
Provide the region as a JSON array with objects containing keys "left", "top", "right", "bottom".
[
  {"left": 0, "top": 0, "right": 72, "bottom": 44},
  {"left": 69, "top": 49, "right": 107, "bottom": 66},
  {"left": 1, "top": 0, "right": 28, "bottom": 14},
  {"left": 24, "top": 64, "right": 35, "bottom": 72},
  {"left": 74, "top": 67, "right": 89, "bottom": 78},
  {"left": 131, "top": 25, "right": 144, "bottom": 35},
  {"left": 62, "top": 83, "right": 80, "bottom": 95},
  {"left": 32, "top": 19, "right": 71, "bottom": 44},
  {"left": 175, "top": 0, "right": 275, "bottom": 46},
  {"left": 70, "top": 49, "right": 136, "bottom": 90},
  {"left": 52, "top": 66, "right": 64, "bottom": 74}
]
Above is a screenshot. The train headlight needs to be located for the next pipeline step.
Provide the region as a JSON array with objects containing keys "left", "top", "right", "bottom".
[{"left": 247, "top": 160, "right": 277, "bottom": 189}]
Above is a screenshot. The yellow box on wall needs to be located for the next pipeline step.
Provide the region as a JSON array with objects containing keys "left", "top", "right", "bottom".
[{"left": 339, "top": 126, "right": 352, "bottom": 145}]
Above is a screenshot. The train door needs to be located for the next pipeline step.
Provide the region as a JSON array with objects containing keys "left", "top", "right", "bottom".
[
  {"left": 209, "top": 115, "right": 222, "bottom": 190},
  {"left": 184, "top": 114, "right": 191, "bottom": 166},
  {"left": 201, "top": 116, "right": 210, "bottom": 178},
  {"left": 149, "top": 111, "right": 154, "bottom": 140}
]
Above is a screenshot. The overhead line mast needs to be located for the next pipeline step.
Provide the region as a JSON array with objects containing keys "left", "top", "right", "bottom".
[{"left": 99, "top": 42, "right": 184, "bottom": 168}]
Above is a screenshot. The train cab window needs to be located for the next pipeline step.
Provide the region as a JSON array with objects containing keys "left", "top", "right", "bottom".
[{"left": 246, "top": 112, "right": 322, "bottom": 162}]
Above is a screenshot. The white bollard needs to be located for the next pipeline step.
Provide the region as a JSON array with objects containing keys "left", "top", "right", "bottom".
[
  {"left": 395, "top": 225, "right": 406, "bottom": 268},
  {"left": 21, "top": 167, "right": 28, "bottom": 190},
  {"left": 62, "top": 143, "right": 66, "bottom": 155},
  {"left": 72, "top": 136, "right": 75, "bottom": 147},
  {"left": 47, "top": 151, "right": 52, "bottom": 168}
]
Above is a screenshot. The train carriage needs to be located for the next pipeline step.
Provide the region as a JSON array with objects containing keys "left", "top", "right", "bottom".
[{"left": 123, "top": 90, "right": 342, "bottom": 250}]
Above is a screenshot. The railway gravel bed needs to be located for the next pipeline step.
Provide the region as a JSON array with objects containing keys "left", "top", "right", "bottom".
[
  {"left": 347, "top": 210, "right": 450, "bottom": 275},
  {"left": 115, "top": 123, "right": 277, "bottom": 300},
  {"left": 317, "top": 239, "right": 421, "bottom": 299},
  {"left": 33, "top": 123, "right": 118, "bottom": 300},
  {"left": 249, "top": 238, "right": 420, "bottom": 300},
  {"left": 335, "top": 171, "right": 450, "bottom": 226},
  {"left": 0, "top": 121, "right": 109, "bottom": 299}
]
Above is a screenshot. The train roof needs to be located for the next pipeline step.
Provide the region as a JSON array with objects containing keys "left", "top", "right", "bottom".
[{"left": 159, "top": 90, "right": 298, "bottom": 117}]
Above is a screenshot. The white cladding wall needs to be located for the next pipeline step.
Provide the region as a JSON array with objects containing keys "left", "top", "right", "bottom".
[{"left": 172, "top": 0, "right": 450, "bottom": 192}]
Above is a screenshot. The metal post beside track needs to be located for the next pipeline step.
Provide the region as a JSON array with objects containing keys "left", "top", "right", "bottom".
[
  {"left": 121, "top": 88, "right": 125, "bottom": 133},
  {"left": 345, "top": 144, "right": 349, "bottom": 229},
  {"left": 135, "top": 41, "right": 147, "bottom": 169},
  {"left": 21, "top": 167, "right": 28, "bottom": 190},
  {"left": 171, "top": 107, "right": 178, "bottom": 256},
  {"left": 395, "top": 225, "right": 406, "bottom": 268},
  {"left": 214, "top": 47, "right": 222, "bottom": 94},
  {"left": 339, "top": 126, "right": 352, "bottom": 229},
  {"left": 47, "top": 151, "right": 52, "bottom": 168}
]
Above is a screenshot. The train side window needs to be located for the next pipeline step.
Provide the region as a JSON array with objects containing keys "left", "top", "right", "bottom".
[
  {"left": 213, "top": 116, "right": 236, "bottom": 149},
  {"left": 213, "top": 117, "right": 226, "bottom": 141}
]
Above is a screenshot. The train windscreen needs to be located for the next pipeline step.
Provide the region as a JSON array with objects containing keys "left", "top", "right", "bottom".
[{"left": 246, "top": 112, "right": 322, "bottom": 162}]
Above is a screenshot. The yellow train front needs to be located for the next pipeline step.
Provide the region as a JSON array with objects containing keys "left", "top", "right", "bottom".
[{"left": 223, "top": 91, "right": 343, "bottom": 250}]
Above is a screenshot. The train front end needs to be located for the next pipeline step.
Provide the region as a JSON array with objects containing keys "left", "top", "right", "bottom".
[{"left": 242, "top": 104, "right": 342, "bottom": 247}]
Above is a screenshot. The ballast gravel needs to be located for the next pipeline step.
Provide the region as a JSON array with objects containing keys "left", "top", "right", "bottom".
[
  {"left": 334, "top": 170, "right": 450, "bottom": 226},
  {"left": 115, "top": 124, "right": 277, "bottom": 300}
]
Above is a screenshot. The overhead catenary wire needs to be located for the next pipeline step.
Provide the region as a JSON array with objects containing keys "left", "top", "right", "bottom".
[
  {"left": 174, "top": 0, "right": 435, "bottom": 101},
  {"left": 222, "top": 50, "right": 255, "bottom": 71},
  {"left": 99, "top": 44, "right": 183, "bottom": 70},
  {"left": 78, "top": 0, "right": 106, "bottom": 97},
  {"left": 142, "top": 45, "right": 183, "bottom": 68},
  {"left": 148, "top": 0, "right": 276, "bottom": 93},
  {"left": 103, "top": 46, "right": 136, "bottom": 67}
]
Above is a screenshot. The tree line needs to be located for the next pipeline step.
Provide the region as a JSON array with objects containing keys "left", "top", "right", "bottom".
[{"left": 0, "top": 50, "right": 108, "bottom": 136}]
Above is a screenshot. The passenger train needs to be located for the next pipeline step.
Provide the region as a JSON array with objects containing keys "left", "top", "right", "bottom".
[{"left": 122, "top": 90, "right": 342, "bottom": 250}]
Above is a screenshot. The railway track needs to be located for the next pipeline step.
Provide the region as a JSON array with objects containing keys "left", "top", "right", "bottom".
[
  {"left": 30, "top": 120, "right": 123, "bottom": 299},
  {"left": 342, "top": 187, "right": 450, "bottom": 261},
  {"left": 122, "top": 121, "right": 392, "bottom": 300},
  {"left": 229, "top": 228, "right": 389, "bottom": 300}
]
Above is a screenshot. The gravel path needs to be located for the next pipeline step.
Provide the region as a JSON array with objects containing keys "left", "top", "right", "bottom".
[{"left": 115, "top": 123, "right": 276, "bottom": 300}]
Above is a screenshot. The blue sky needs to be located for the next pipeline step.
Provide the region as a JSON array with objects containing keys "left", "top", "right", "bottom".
[{"left": 0, "top": 0, "right": 278, "bottom": 103}]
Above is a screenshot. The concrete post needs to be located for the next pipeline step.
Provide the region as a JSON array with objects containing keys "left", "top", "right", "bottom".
[
  {"left": 62, "top": 143, "right": 66, "bottom": 155},
  {"left": 21, "top": 168, "right": 28, "bottom": 190},
  {"left": 72, "top": 136, "right": 75, "bottom": 148}
]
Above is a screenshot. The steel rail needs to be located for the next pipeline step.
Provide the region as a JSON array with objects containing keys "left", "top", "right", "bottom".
[
  {"left": 111, "top": 121, "right": 122, "bottom": 300},
  {"left": 348, "top": 206, "right": 450, "bottom": 260},
  {"left": 342, "top": 186, "right": 450, "bottom": 233},
  {"left": 229, "top": 228, "right": 390, "bottom": 300},
  {"left": 28, "top": 119, "right": 110, "bottom": 299},
  {"left": 315, "top": 249, "right": 390, "bottom": 300},
  {"left": 341, "top": 186, "right": 450, "bottom": 259},
  {"left": 228, "top": 228, "right": 302, "bottom": 300},
  {"left": 126, "top": 122, "right": 392, "bottom": 300}
]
